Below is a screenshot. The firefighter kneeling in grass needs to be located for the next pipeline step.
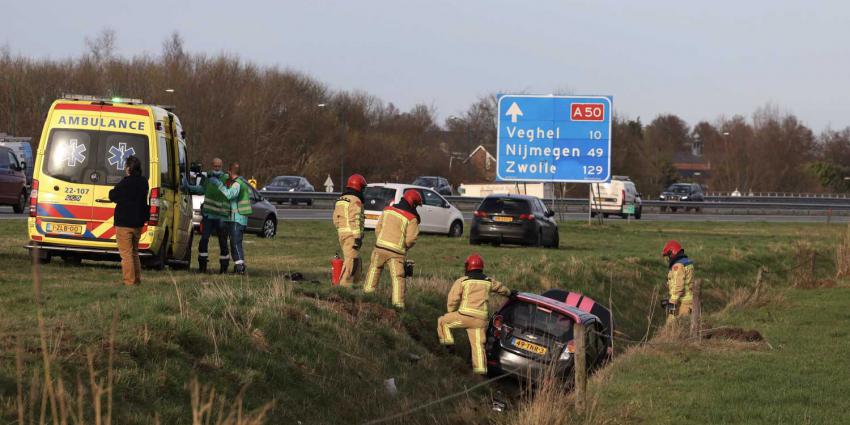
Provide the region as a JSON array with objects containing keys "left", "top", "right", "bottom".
[
  {"left": 438, "top": 254, "right": 514, "bottom": 375},
  {"left": 364, "top": 189, "right": 421, "bottom": 309},
  {"left": 662, "top": 240, "right": 695, "bottom": 324},
  {"left": 333, "top": 174, "right": 367, "bottom": 286}
]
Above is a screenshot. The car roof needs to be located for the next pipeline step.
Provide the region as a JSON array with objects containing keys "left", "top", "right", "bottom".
[
  {"left": 272, "top": 175, "right": 303, "bottom": 179},
  {"left": 482, "top": 193, "right": 538, "bottom": 201},
  {"left": 513, "top": 293, "right": 599, "bottom": 324},
  {"left": 367, "top": 183, "right": 433, "bottom": 191}
]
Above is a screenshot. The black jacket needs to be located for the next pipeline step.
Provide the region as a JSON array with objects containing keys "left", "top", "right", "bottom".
[{"left": 109, "top": 175, "right": 150, "bottom": 228}]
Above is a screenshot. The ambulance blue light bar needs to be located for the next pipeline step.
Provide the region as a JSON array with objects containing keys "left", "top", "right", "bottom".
[{"left": 62, "top": 94, "right": 144, "bottom": 105}]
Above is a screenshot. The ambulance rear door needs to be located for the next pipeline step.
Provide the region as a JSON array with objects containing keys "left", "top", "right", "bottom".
[{"left": 36, "top": 106, "right": 101, "bottom": 241}]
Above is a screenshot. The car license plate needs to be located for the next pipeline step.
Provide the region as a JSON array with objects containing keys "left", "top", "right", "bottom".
[
  {"left": 494, "top": 216, "right": 513, "bottom": 223},
  {"left": 513, "top": 338, "right": 547, "bottom": 355},
  {"left": 365, "top": 213, "right": 380, "bottom": 220},
  {"left": 45, "top": 223, "right": 84, "bottom": 235}
]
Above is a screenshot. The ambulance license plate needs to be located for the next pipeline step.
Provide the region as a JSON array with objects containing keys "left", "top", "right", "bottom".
[
  {"left": 45, "top": 223, "right": 84, "bottom": 235},
  {"left": 366, "top": 214, "right": 380, "bottom": 220},
  {"left": 494, "top": 216, "right": 513, "bottom": 223},
  {"left": 513, "top": 338, "right": 547, "bottom": 355}
]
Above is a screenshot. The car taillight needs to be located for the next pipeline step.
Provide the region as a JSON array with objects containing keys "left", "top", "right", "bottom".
[
  {"left": 148, "top": 187, "right": 160, "bottom": 226},
  {"left": 621, "top": 189, "right": 626, "bottom": 205},
  {"left": 28, "top": 179, "right": 39, "bottom": 217},
  {"left": 474, "top": 210, "right": 488, "bottom": 218},
  {"left": 519, "top": 213, "right": 535, "bottom": 221},
  {"left": 560, "top": 339, "right": 576, "bottom": 361},
  {"left": 493, "top": 315, "right": 504, "bottom": 337}
]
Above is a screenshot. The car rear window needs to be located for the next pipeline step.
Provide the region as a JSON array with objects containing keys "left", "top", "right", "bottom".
[
  {"left": 364, "top": 187, "right": 396, "bottom": 211},
  {"left": 41, "top": 129, "right": 149, "bottom": 186},
  {"left": 413, "top": 177, "right": 438, "bottom": 186},
  {"left": 502, "top": 301, "right": 574, "bottom": 342},
  {"left": 272, "top": 177, "right": 301, "bottom": 188},
  {"left": 478, "top": 197, "right": 531, "bottom": 215},
  {"left": 670, "top": 184, "right": 692, "bottom": 193}
]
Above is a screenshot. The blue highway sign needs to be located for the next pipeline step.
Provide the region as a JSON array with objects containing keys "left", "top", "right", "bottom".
[{"left": 496, "top": 94, "right": 612, "bottom": 183}]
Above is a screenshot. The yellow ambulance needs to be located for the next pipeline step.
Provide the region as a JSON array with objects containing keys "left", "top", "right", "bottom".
[{"left": 26, "top": 95, "right": 194, "bottom": 268}]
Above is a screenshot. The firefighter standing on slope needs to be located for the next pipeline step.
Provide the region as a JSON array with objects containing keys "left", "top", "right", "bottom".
[
  {"left": 183, "top": 158, "right": 230, "bottom": 274},
  {"left": 662, "top": 240, "right": 695, "bottom": 323},
  {"left": 364, "top": 189, "right": 421, "bottom": 309},
  {"left": 438, "top": 254, "right": 513, "bottom": 375},
  {"left": 333, "top": 174, "right": 367, "bottom": 286}
]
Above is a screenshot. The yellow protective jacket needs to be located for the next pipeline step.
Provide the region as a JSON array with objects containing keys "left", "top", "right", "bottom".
[
  {"left": 375, "top": 206, "right": 419, "bottom": 255},
  {"left": 667, "top": 257, "right": 694, "bottom": 304},
  {"left": 333, "top": 194, "right": 364, "bottom": 238},
  {"left": 447, "top": 273, "right": 511, "bottom": 320}
]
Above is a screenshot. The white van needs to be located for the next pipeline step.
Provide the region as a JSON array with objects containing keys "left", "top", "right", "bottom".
[{"left": 590, "top": 176, "right": 642, "bottom": 219}]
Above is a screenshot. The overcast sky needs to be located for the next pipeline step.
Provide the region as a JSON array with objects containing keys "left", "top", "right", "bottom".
[{"left": 3, "top": 0, "right": 848, "bottom": 131}]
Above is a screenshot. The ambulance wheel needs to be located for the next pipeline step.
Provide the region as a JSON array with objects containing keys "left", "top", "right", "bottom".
[
  {"left": 171, "top": 232, "right": 193, "bottom": 270},
  {"left": 145, "top": 235, "right": 169, "bottom": 270},
  {"left": 31, "top": 250, "right": 51, "bottom": 264},
  {"left": 13, "top": 191, "right": 26, "bottom": 214},
  {"left": 62, "top": 255, "right": 82, "bottom": 266}
]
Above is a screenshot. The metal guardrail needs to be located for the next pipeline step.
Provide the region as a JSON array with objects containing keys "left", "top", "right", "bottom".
[{"left": 258, "top": 190, "right": 850, "bottom": 215}]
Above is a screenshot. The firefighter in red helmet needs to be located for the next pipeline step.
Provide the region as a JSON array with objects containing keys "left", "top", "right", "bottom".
[
  {"left": 437, "top": 253, "right": 514, "bottom": 374},
  {"left": 364, "top": 189, "right": 422, "bottom": 308},
  {"left": 332, "top": 174, "right": 367, "bottom": 286},
  {"left": 661, "top": 240, "right": 695, "bottom": 323}
]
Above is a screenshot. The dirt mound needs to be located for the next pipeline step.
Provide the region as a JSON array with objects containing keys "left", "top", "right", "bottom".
[
  {"left": 703, "top": 327, "right": 763, "bottom": 342},
  {"left": 797, "top": 279, "right": 837, "bottom": 289},
  {"left": 317, "top": 295, "right": 399, "bottom": 328}
]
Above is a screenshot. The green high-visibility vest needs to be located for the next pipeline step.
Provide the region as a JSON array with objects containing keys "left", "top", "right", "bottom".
[
  {"left": 202, "top": 175, "right": 230, "bottom": 218},
  {"left": 232, "top": 177, "right": 253, "bottom": 216}
]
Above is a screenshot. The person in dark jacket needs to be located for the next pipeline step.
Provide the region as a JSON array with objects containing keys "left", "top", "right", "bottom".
[{"left": 108, "top": 155, "right": 149, "bottom": 286}]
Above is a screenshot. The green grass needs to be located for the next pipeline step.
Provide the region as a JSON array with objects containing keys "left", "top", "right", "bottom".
[
  {"left": 0, "top": 219, "right": 845, "bottom": 424},
  {"left": 590, "top": 286, "right": 850, "bottom": 424}
]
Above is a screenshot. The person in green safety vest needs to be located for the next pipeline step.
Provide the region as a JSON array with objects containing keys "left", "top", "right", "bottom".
[
  {"left": 214, "top": 161, "right": 254, "bottom": 275},
  {"left": 183, "top": 158, "right": 231, "bottom": 274}
]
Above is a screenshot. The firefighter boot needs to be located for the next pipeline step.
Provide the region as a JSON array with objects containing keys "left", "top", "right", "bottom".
[
  {"left": 198, "top": 259, "right": 208, "bottom": 274},
  {"left": 219, "top": 260, "right": 230, "bottom": 274},
  {"left": 235, "top": 263, "right": 246, "bottom": 275}
]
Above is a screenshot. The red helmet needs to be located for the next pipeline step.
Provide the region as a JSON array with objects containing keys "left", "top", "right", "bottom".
[
  {"left": 403, "top": 189, "right": 422, "bottom": 207},
  {"left": 465, "top": 253, "right": 484, "bottom": 272},
  {"left": 662, "top": 240, "right": 683, "bottom": 257},
  {"left": 346, "top": 174, "right": 367, "bottom": 191}
]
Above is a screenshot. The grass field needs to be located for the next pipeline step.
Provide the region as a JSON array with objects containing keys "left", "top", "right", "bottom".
[{"left": 0, "top": 219, "right": 846, "bottom": 424}]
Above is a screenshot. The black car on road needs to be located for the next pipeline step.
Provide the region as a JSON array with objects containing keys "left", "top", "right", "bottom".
[
  {"left": 659, "top": 183, "right": 704, "bottom": 212},
  {"left": 261, "top": 176, "right": 315, "bottom": 206},
  {"left": 470, "top": 194, "right": 558, "bottom": 248},
  {"left": 485, "top": 291, "right": 612, "bottom": 381},
  {"left": 412, "top": 176, "right": 453, "bottom": 196}
]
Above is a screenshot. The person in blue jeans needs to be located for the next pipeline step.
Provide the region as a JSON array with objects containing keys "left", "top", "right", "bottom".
[
  {"left": 184, "top": 158, "right": 231, "bottom": 274},
  {"left": 215, "top": 162, "right": 253, "bottom": 275}
]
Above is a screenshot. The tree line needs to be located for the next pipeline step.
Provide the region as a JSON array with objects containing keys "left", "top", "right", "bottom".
[{"left": 1, "top": 30, "right": 848, "bottom": 195}]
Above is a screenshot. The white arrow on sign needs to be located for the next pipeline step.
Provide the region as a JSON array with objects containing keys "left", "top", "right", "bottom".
[
  {"left": 324, "top": 175, "right": 334, "bottom": 192},
  {"left": 505, "top": 102, "right": 523, "bottom": 123}
]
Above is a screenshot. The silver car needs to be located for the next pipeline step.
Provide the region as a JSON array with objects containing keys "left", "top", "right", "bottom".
[
  {"left": 485, "top": 291, "right": 612, "bottom": 381},
  {"left": 191, "top": 184, "right": 278, "bottom": 238}
]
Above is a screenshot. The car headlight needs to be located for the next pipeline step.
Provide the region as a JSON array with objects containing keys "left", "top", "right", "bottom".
[
  {"left": 289, "top": 188, "right": 295, "bottom": 192},
  {"left": 681, "top": 196, "right": 689, "bottom": 200},
  {"left": 659, "top": 195, "right": 666, "bottom": 200},
  {"left": 262, "top": 186, "right": 268, "bottom": 191}
]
